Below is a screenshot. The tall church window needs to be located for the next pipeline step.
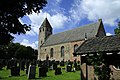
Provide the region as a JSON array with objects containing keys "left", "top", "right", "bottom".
[
  {"left": 50, "top": 48, "right": 53, "bottom": 58},
  {"left": 74, "top": 44, "right": 78, "bottom": 52},
  {"left": 61, "top": 46, "right": 64, "bottom": 57}
]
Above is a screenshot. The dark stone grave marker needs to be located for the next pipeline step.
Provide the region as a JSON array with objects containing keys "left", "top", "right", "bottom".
[
  {"left": 73, "top": 59, "right": 77, "bottom": 71},
  {"left": 39, "top": 67, "right": 47, "bottom": 77},
  {"left": 11, "top": 67, "right": 20, "bottom": 76},
  {"left": 66, "top": 60, "right": 72, "bottom": 72},
  {"left": 25, "top": 60, "right": 30, "bottom": 74},
  {"left": 55, "top": 68, "right": 62, "bottom": 75},
  {"left": 53, "top": 61, "right": 57, "bottom": 70},
  {"left": 60, "top": 61, "right": 65, "bottom": 66},
  {"left": 20, "top": 60, "right": 25, "bottom": 71},
  {"left": 28, "top": 65, "right": 36, "bottom": 79}
]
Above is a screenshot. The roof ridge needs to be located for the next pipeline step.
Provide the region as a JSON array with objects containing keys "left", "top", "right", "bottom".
[
  {"left": 52, "top": 21, "right": 100, "bottom": 36},
  {"left": 42, "top": 21, "right": 102, "bottom": 47}
]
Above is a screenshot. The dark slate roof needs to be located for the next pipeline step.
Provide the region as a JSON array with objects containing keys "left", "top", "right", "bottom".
[
  {"left": 40, "top": 18, "right": 52, "bottom": 29},
  {"left": 42, "top": 21, "right": 101, "bottom": 47},
  {"left": 74, "top": 35, "right": 120, "bottom": 55}
]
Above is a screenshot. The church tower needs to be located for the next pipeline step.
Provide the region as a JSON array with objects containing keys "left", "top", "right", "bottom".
[{"left": 38, "top": 18, "right": 52, "bottom": 60}]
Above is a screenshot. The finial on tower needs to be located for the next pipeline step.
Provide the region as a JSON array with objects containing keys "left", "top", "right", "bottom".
[
  {"left": 85, "top": 33, "right": 87, "bottom": 40},
  {"left": 98, "top": 19, "right": 102, "bottom": 22}
]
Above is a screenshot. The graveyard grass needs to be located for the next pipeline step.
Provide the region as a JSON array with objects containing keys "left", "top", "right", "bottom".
[{"left": 0, "top": 67, "right": 80, "bottom": 80}]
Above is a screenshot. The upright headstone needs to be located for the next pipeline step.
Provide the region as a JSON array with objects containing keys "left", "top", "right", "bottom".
[
  {"left": 37, "top": 60, "right": 42, "bottom": 67},
  {"left": 55, "top": 68, "right": 62, "bottom": 75},
  {"left": 53, "top": 61, "right": 57, "bottom": 70},
  {"left": 60, "top": 59, "right": 65, "bottom": 66},
  {"left": 39, "top": 66, "right": 47, "bottom": 77},
  {"left": 20, "top": 59, "right": 25, "bottom": 71},
  {"left": 28, "top": 64, "right": 36, "bottom": 79},
  {"left": 66, "top": 60, "right": 72, "bottom": 72},
  {"left": 49, "top": 64, "right": 53, "bottom": 70},
  {"left": 73, "top": 59, "right": 77, "bottom": 71},
  {"left": 26, "top": 60, "right": 30, "bottom": 74},
  {"left": 11, "top": 67, "right": 20, "bottom": 76}
]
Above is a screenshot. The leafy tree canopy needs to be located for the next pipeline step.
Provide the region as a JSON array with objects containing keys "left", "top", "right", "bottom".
[
  {"left": 0, "top": 0, "right": 47, "bottom": 45},
  {"left": 114, "top": 22, "right": 120, "bottom": 35}
]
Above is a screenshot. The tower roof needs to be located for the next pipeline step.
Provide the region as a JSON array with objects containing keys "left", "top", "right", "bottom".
[{"left": 40, "top": 18, "right": 52, "bottom": 29}]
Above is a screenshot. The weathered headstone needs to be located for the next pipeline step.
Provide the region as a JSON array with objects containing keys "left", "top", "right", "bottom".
[
  {"left": 49, "top": 64, "right": 53, "bottom": 70},
  {"left": 55, "top": 68, "right": 62, "bottom": 75},
  {"left": 39, "top": 67, "right": 47, "bottom": 77},
  {"left": 20, "top": 59, "right": 25, "bottom": 71},
  {"left": 60, "top": 61, "right": 65, "bottom": 66},
  {"left": 66, "top": 60, "right": 72, "bottom": 72},
  {"left": 37, "top": 60, "right": 42, "bottom": 67},
  {"left": 73, "top": 59, "right": 77, "bottom": 71},
  {"left": 25, "top": 60, "right": 30, "bottom": 74},
  {"left": 28, "top": 65, "right": 36, "bottom": 79},
  {"left": 53, "top": 61, "right": 57, "bottom": 70},
  {"left": 11, "top": 67, "right": 20, "bottom": 76}
]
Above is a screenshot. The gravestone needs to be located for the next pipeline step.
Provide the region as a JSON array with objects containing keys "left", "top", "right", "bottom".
[
  {"left": 20, "top": 59, "right": 25, "bottom": 71},
  {"left": 73, "top": 59, "right": 77, "bottom": 71},
  {"left": 25, "top": 60, "right": 30, "bottom": 74},
  {"left": 66, "top": 60, "right": 72, "bottom": 72},
  {"left": 53, "top": 61, "right": 57, "bottom": 70},
  {"left": 39, "top": 67, "right": 47, "bottom": 77},
  {"left": 7, "top": 60, "right": 11, "bottom": 69},
  {"left": 28, "top": 64, "right": 36, "bottom": 79},
  {"left": 37, "top": 60, "right": 42, "bottom": 67},
  {"left": 60, "top": 59, "right": 65, "bottom": 66},
  {"left": 49, "top": 64, "right": 53, "bottom": 70},
  {"left": 55, "top": 68, "right": 62, "bottom": 75},
  {"left": 11, "top": 67, "right": 20, "bottom": 76}
]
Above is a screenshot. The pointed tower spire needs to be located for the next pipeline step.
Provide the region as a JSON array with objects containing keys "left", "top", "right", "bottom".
[
  {"left": 41, "top": 18, "right": 52, "bottom": 29},
  {"left": 38, "top": 18, "right": 53, "bottom": 46}
]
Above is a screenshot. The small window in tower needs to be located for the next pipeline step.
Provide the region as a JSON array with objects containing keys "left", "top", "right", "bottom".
[
  {"left": 43, "top": 28, "right": 44, "bottom": 31},
  {"left": 40, "top": 29, "right": 41, "bottom": 32},
  {"left": 45, "top": 49, "right": 46, "bottom": 51},
  {"left": 47, "top": 28, "right": 49, "bottom": 31},
  {"left": 41, "top": 41, "right": 42, "bottom": 44}
]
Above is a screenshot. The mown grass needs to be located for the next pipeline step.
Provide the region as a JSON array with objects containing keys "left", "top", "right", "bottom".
[{"left": 0, "top": 67, "right": 80, "bottom": 80}]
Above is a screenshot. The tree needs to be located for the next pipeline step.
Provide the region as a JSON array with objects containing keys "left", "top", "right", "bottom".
[
  {"left": 6, "top": 43, "right": 21, "bottom": 59},
  {"left": 114, "top": 22, "right": 120, "bottom": 35},
  {"left": 87, "top": 53, "right": 111, "bottom": 80},
  {"left": 0, "top": 0, "right": 47, "bottom": 45}
]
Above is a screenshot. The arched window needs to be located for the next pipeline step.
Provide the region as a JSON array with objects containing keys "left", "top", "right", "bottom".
[
  {"left": 50, "top": 48, "right": 53, "bottom": 58},
  {"left": 61, "top": 46, "right": 64, "bottom": 57},
  {"left": 74, "top": 44, "right": 78, "bottom": 52}
]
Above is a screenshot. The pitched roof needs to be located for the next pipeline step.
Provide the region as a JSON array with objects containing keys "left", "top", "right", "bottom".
[
  {"left": 40, "top": 18, "right": 52, "bottom": 29},
  {"left": 42, "top": 21, "right": 101, "bottom": 47},
  {"left": 74, "top": 35, "right": 120, "bottom": 55}
]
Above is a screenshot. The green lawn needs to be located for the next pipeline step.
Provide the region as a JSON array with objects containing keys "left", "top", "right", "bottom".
[{"left": 0, "top": 67, "right": 80, "bottom": 80}]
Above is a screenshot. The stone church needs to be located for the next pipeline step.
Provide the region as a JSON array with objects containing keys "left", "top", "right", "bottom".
[{"left": 38, "top": 18, "right": 106, "bottom": 61}]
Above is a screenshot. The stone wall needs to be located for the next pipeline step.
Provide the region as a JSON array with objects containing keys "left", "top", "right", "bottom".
[
  {"left": 38, "top": 40, "right": 84, "bottom": 61},
  {"left": 80, "top": 64, "right": 120, "bottom": 80},
  {"left": 110, "top": 65, "right": 120, "bottom": 80}
]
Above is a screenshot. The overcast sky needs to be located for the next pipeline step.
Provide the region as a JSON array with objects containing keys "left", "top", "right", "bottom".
[{"left": 14, "top": 0, "right": 120, "bottom": 49}]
